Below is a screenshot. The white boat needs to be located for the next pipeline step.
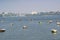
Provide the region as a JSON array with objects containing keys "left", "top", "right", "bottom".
[
  {"left": 48, "top": 20, "right": 53, "bottom": 23},
  {"left": 51, "top": 29, "right": 57, "bottom": 34},
  {"left": 57, "top": 22, "right": 60, "bottom": 25},
  {"left": 23, "top": 26, "right": 27, "bottom": 29},
  {"left": 0, "top": 29, "right": 6, "bottom": 32}
]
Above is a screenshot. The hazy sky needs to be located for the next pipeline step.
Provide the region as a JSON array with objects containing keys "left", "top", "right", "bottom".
[{"left": 0, "top": 0, "right": 60, "bottom": 13}]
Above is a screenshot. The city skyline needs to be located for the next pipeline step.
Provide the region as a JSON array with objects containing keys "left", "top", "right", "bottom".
[{"left": 0, "top": 0, "right": 60, "bottom": 13}]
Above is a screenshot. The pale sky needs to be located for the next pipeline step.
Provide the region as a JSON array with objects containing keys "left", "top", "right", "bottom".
[{"left": 0, "top": 0, "right": 60, "bottom": 13}]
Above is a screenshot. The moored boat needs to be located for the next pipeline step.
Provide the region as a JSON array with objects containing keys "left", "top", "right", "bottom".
[{"left": 0, "top": 29, "right": 6, "bottom": 32}]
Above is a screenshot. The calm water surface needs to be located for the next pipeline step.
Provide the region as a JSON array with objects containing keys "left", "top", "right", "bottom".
[{"left": 0, "top": 15, "right": 60, "bottom": 40}]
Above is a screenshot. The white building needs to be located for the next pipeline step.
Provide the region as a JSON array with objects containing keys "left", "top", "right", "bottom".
[{"left": 32, "top": 11, "right": 37, "bottom": 15}]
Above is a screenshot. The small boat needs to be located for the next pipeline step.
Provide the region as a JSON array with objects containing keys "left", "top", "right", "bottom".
[
  {"left": 23, "top": 26, "right": 27, "bottom": 29},
  {"left": 57, "top": 22, "right": 60, "bottom": 25},
  {"left": 0, "top": 29, "right": 6, "bottom": 32},
  {"left": 51, "top": 29, "right": 57, "bottom": 34},
  {"left": 48, "top": 20, "right": 53, "bottom": 23}
]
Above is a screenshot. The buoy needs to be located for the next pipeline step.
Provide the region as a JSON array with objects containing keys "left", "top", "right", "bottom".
[
  {"left": 57, "top": 22, "right": 60, "bottom": 25},
  {"left": 51, "top": 29, "right": 57, "bottom": 34},
  {"left": 38, "top": 21, "right": 42, "bottom": 24},
  {"left": 23, "top": 26, "right": 27, "bottom": 29},
  {"left": 48, "top": 20, "right": 53, "bottom": 23},
  {"left": 0, "top": 29, "right": 6, "bottom": 32}
]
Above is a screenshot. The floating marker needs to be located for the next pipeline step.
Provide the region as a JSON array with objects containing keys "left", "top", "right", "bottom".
[
  {"left": 51, "top": 29, "right": 57, "bottom": 34},
  {"left": 57, "top": 22, "right": 60, "bottom": 25},
  {"left": 56, "top": 22, "right": 60, "bottom": 26},
  {"left": 23, "top": 26, "right": 28, "bottom": 29},
  {"left": 0, "top": 29, "right": 6, "bottom": 32},
  {"left": 48, "top": 20, "right": 53, "bottom": 23},
  {"left": 38, "top": 21, "right": 42, "bottom": 24}
]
